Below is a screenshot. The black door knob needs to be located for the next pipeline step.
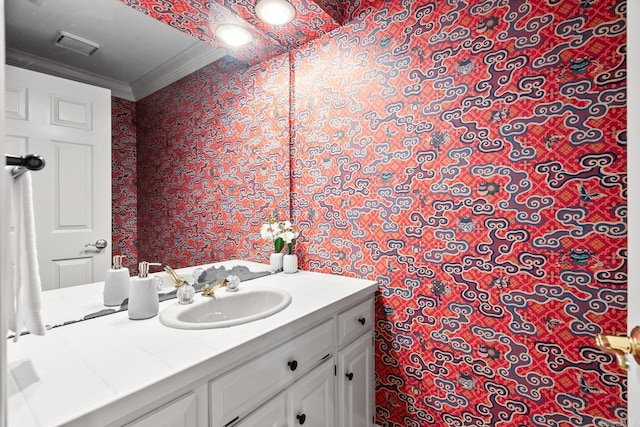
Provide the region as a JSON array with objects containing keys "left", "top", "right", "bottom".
[
  {"left": 297, "top": 413, "right": 306, "bottom": 424},
  {"left": 346, "top": 372, "right": 354, "bottom": 381},
  {"left": 288, "top": 360, "right": 298, "bottom": 371},
  {"left": 358, "top": 317, "right": 366, "bottom": 325}
]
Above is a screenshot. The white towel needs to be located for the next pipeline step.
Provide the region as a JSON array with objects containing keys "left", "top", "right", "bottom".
[
  {"left": 4, "top": 169, "right": 45, "bottom": 341},
  {"left": 1, "top": 169, "right": 13, "bottom": 339}
]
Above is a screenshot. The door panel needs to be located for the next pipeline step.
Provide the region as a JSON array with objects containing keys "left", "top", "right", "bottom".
[
  {"left": 55, "top": 140, "right": 93, "bottom": 228},
  {"left": 53, "top": 258, "right": 93, "bottom": 289},
  {"left": 51, "top": 94, "right": 92, "bottom": 129},
  {"left": 5, "top": 85, "right": 27, "bottom": 120}
]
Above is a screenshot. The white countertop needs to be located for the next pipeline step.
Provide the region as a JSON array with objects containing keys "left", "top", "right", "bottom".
[{"left": 6, "top": 261, "right": 377, "bottom": 427}]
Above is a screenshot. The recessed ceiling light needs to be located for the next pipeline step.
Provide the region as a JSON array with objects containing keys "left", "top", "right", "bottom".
[
  {"left": 215, "top": 24, "right": 254, "bottom": 47},
  {"left": 255, "top": 0, "right": 295, "bottom": 26}
]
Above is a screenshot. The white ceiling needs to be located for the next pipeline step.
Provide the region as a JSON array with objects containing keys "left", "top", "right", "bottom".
[{"left": 5, "top": 0, "right": 225, "bottom": 101}]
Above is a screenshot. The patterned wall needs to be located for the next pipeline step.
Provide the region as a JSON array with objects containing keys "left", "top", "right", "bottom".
[
  {"left": 135, "top": 54, "right": 290, "bottom": 268},
  {"left": 115, "top": 0, "right": 628, "bottom": 424},
  {"left": 290, "top": 0, "right": 627, "bottom": 426},
  {"left": 112, "top": 97, "right": 138, "bottom": 272}
]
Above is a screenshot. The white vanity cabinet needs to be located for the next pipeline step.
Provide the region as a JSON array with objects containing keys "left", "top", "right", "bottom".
[
  {"left": 221, "top": 295, "right": 375, "bottom": 427},
  {"left": 7, "top": 267, "right": 378, "bottom": 427}
]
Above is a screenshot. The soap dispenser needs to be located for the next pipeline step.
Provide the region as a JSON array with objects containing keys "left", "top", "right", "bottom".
[
  {"left": 129, "top": 261, "right": 162, "bottom": 320},
  {"left": 103, "top": 255, "right": 130, "bottom": 307}
]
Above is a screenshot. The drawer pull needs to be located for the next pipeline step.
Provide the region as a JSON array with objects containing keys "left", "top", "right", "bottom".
[
  {"left": 358, "top": 317, "right": 366, "bottom": 325},
  {"left": 297, "top": 413, "right": 306, "bottom": 424},
  {"left": 346, "top": 372, "right": 354, "bottom": 381},
  {"left": 288, "top": 360, "right": 298, "bottom": 371}
]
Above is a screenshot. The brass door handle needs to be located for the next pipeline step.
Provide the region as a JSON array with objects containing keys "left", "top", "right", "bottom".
[{"left": 595, "top": 326, "right": 640, "bottom": 371}]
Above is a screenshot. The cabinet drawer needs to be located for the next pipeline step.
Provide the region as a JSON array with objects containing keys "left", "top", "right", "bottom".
[
  {"left": 337, "top": 297, "right": 374, "bottom": 347},
  {"left": 210, "top": 319, "right": 335, "bottom": 426},
  {"left": 125, "top": 392, "right": 198, "bottom": 427}
]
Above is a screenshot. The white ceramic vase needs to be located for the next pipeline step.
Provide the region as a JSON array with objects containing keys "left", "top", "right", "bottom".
[
  {"left": 283, "top": 254, "right": 298, "bottom": 274},
  {"left": 270, "top": 253, "right": 284, "bottom": 271}
]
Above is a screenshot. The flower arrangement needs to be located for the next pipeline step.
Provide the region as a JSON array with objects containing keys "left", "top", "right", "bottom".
[
  {"left": 260, "top": 218, "right": 285, "bottom": 253},
  {"left": 281, "top": 221, "right": 299, "bottom": 255},
  {"left": 260, "top": 218, "right": 299, "bottom": 254}
]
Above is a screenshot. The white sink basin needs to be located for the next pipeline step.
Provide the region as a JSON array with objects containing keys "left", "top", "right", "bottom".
[{"left": 160, "top": 287, "right": 292, "bottom": 329}]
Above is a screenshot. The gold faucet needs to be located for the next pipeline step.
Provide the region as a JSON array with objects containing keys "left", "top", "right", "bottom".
[
  {"left": 595, "top": 326, "right": 640, "bottom": 371},
  {"left": 165, "top": 265, "right": 186, "bottom": 288},
  {"left": 201, "top": 279, "right": 228, "bottom": 297}
]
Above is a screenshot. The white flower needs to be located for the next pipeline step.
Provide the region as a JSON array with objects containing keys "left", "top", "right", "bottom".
[
  {"left": 260, "top": 223, "right": 274, "bottom": 240},
  {"left": 261, "top": 220, "right": 285, "bottom": 242},
  {"left": 282, "top": 230, "right": 298, "bottom": 244}
]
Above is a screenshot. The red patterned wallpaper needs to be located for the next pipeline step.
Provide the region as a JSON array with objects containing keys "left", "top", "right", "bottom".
[
  {"left": 291, "top": 0, "right": 627, "bottom": 426},
  {"left": 292, "top": 0, "right": 626, "bottom": 427},
  {"left": 112, "top": 97, "right": 138, "bottom": 272},
  {"left": 135, "top": 54, "right": 291, "bottom": 268},
  {"left": 112, "top": 0, "right": 627, "bottom": 424}
]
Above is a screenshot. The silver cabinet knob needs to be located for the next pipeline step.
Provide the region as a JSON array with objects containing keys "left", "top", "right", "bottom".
[{"left": 85, "top": 239, "right": 108, "bottom": 250}]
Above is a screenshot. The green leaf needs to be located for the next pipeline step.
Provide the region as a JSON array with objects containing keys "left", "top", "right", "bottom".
[{"left": 274, "top": 237, "right": 285, "bottom": 253}]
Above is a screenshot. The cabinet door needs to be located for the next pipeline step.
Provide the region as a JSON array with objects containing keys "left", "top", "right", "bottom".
[
  {"left": 125, "top": 392, "right": 198, "bottom": 427},
  {"left": 288, "top": 359, "right": 335, "bottom": 427},
  {"left": 210, "top": 319, "right": 335, "bottom": 426},
  {"left": 234, "top": 392, "right": 286, "bottom": 427},
  {"left": 338, "top": 332, "right": 374, "bottom": 427}
]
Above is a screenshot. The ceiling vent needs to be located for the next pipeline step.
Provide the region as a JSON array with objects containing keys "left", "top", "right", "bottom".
[{"left": 54, "top": 31, "right": 100, "bottom": 56}]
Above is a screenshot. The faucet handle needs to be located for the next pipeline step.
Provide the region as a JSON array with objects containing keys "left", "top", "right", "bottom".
[
  {"left": 225, "top": 275, "right": 240, "bottom": 292},
  {"left": 164, "top": 265, "right": 186, "bottom": 287}
]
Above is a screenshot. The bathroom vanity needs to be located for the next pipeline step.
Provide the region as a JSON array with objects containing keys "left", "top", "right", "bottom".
[{"left": 6, "top": 262, "right": 377, "bottom": 427}]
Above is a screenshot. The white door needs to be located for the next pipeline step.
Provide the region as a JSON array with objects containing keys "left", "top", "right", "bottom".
[
  {"left": 5, "top": 65, "right": 111, "bottom": 290},
  {"left": 628, "top": 2, "right": 639, "bottom": 422},
  {"left": 288, "top": 359, "right": 335, "bottom": 427},
  {"left": 338, "top": 332, "right": 374, "bottom": 427}
]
